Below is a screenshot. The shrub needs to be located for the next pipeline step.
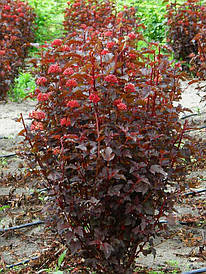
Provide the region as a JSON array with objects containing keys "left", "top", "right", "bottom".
[
  {"left": 63, "top": 0, "right": 116, "bottom": 33},
  {"left": 188, "top": 20, "right": 206, "bottom": 79},
  {"left": 166, "top": 0, "right": 206, "bottom": 71},
  {"left": 0, "top": 0, "right": 36, "bottom": 99},
  {"left": 20, "top": 0, "right": 194, "bottom": 273},
  {"left": 63, "top": 0, "right": 146, "bottom": 35}
]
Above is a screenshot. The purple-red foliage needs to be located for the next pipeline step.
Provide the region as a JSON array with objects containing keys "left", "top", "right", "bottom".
[
  {"left": 63, "top": 0, "right": 145, "bottom": 35},
  {"left": 189, "top": 23, "right": 206, "bottom": 79},
  {"left": 166, "top": 0, "right": 206, "bottom": 75},
  {"left": 0, "top": 0, "right": 36, "bottom": 99},
  {"left": 21, "top": 0, "right": 195, "bottom": 272},
  {"left": 64, "top": 0, "right": 115, "bottom": 33}
]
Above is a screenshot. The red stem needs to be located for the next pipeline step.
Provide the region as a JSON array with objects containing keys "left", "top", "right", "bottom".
[
  {"left": 94, "top": 106, "right": 100, "bottom": 162},
  {"left": 60, "top": 137, "right": 65, "bottom": 182},
  {"left": 20, "top": 113, "right": 50, "bottom": 185},
  {"left": 171, "top": 120, "right": 188, "bottom": 168}
]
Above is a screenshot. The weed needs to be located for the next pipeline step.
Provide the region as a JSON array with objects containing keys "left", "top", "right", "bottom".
[
  {"left": 0, "top": 158, "right": 8, "bottom": 168},
  {"left": 8, "top": 71, "right": 36, "bottom": 102},
  {"left": 0, "top": 205, "right": 10, "bottom": 211},
  {"left": 165, "top": 260, "right": 180, "bottom": 270}
]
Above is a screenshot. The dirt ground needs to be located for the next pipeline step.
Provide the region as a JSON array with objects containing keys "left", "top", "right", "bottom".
[{"left": 0, "top": 82, "right": 205, "bottom": 273}]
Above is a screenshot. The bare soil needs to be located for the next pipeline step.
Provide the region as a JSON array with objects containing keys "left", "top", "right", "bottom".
[{"left": 0, "top": 83, "right": 205, "bottom": 273}]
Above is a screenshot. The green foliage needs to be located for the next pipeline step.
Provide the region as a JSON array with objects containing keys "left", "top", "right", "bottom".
[
  {"left": 57, "top": 249, "right": 67, "bottom": 269},
  {"left": 24, "top": 0, "right": 68, "bottom": 43},
  {"left": 136, "top": 0, "right": 167, "bottom": 42},
  {"left": 24, "top": 0, "right": 172, "bottom": 44},
  {"left": 9, "top": 71, "right": 36, "bottom": 102},
  {"left": 117, "top": 0, "right": 167, "bottom": 42},
  {"left": 0, "top": 205, "right": 10, "bottom": 211},
  {"left": 0, "top": 158, "right": 8, "bottom": 168}
]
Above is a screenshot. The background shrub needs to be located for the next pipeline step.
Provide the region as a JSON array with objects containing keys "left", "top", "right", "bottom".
[
  {"left": 166, "top": 0, "right": 206, "bottom": 73},
  {"left": 64, "top": 0, "right": 117, "bottom": 33},
  {"left": 25, "top": 0, "right": 67, "bottom": 44},
  {"left": 0, "top": 0, "right": 36, "bottom": 99},
  {"left": 118, "top": 0, "right": 167, "bottom": 43}
]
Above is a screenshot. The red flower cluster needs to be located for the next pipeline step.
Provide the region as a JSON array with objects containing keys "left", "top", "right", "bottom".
[
  {"left": 30, "top": 121, "right": 44, "bottom": 131},
  {"left": 63, "top": 67, "right": 74, "bottom": 75},
  {"left": 104, "top": 74, "right": 118, "bottom": 84},
  {"left": 60, "top": 45, "right": 70, "bottom": 51},
  {"left": 89, "top": 93, "right": 100, "bottom": 103},
  {"left": 36, "top": 77, "right": 47, "bottom": 86},
  {"left": 17, "top": 7, "right": 22, "bottom": 13},
  {"left": 128, "top": 53, "right": 136, "bottom": 59},
  {"left": 37, "top": 92, "right": 50, "bottom": 102},
  {"left": 4, "top": 5, "right": 11, "bottom": 11},
  {"left": 0, "top": 50, "right": 5, "bottom": 55},
  {"left": 117, "top": 102, "right": 127, "bottom": 110},
  {"left": 73, "top": 2, "right": 81, "bottom": 7},
  {"left": 101, "top": 49, "right": 109, "bottom": 55},
  {"left": 53, "top": 148, "right": 60, "bottom": 155},
  {"left": 67, "top": 100, "right": 80, "bottom": 108},
  {"left": 51, "top": 39, "right": 62, "bottom": 47},
  {"left": 60, "top": 117, "right": 71, "bottom": 126},
  {"left": 80, "top": 24, "right": 87, "bottom": 30},
  {"left": 29, "top": 111, "right": 46, "bottom": 120},
  {"left": 106, "top": 41, "right": 115, "bottom": 49},
  {"left": 48, "top": 64, "right": 62, "bottom": 74},
  {"left": 104, "top": 31, "right": 113, "bottom": 37},
  {"left": 66, "top": 78, "right": 78, "bottom": 88},
  {"left": 128, "top": 32, "right": 136, "bottom": 40},
  {"left": 124, "top": 83, "right": 135, "bottom": 93},
  {"left": 113, "top": 98, "right": 122, "bottom": 106}
]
